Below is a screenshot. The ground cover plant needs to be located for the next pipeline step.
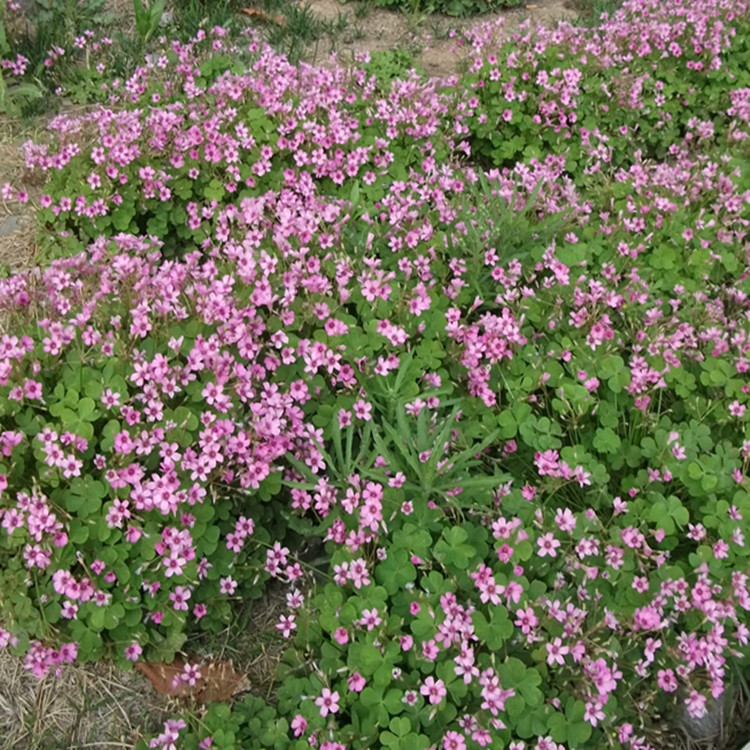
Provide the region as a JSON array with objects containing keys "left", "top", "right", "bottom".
[
  {"left": 2, "top": 0, "right": 750, "bottom": 748},
  {"left": 461, "top": 0, "right": 750, "bottom": 172},
  {"left": 371, "top": 0, "right": 524, "bottom": 18},
  {"left": 0, "top": 0, "right": 340, "bottom": 117},
  {"left": 0, "top": 0, "right": 121, "bottom": 114}
]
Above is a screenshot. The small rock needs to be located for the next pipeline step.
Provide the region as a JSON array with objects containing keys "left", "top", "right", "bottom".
[
  {"left": 0, "top": 216, "right": 22, "bottom": 237},
  {"left": 676, "top": 689, "right": 731, "bottom": 741}
]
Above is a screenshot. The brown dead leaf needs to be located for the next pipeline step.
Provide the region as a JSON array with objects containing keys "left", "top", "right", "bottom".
[
  {"left": 240, "top": 8, "right": 285, "bottom": 26},
  {"left": 136, "top": 657, "right": 250, "bottom": 703},
  {"left": 136, "top": 660, "right": 191, "bottom": 698}
]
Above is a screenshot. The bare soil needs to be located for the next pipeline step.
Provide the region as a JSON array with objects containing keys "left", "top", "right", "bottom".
[
  {"left": 0, "top": 650, "right": 173, "bottom": 750},
  {"left": 0, "top": 134, "right": 39, "bottom": 273},
  {"left": 303, "top": 0, "right": 575, "bottom": 75}
]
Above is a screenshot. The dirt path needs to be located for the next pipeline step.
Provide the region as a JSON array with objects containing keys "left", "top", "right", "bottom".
[
  {"left": 303, "top": 0, "right": 575, "bottom": 75},
  {"left": 0, "top": 649, "right": 175, "bottom": 750},
  {"left": 0, "top": 138, "right": 38, "bottom": 274}
]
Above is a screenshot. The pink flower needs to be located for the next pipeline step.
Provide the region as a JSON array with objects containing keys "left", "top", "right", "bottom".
[
  {"left": 348, "top": 672, "right": 366, "bottom": 692},
  {"left": 125, "top": 527, "right": 142, "bottom": 543},
  {"left": 657, "top": 668, "right": 678, "bottom": 692},
  {"left": 359, "top": 608, "right": 382, "bottom": 631},
  {"left": 169, "top": 585, "right": 191, "bottom": 611},
  {"left": 537, "top": 533, "right": 561, "bottom": 557},
  {"left": 472, "top": 728, "right": 492, "bottom": 747},
  {"left": 497, "top": 544, "right": 513, "bottom": 563},
  {"left": 443, "top": 731, "right": 467, "bottom": 750},
  {"left": 534, "top": 450, "right": 560, "bottom": 476},
  {"left": 730, "top": 400, "right": 746, "bottom": 418},
  {"left": 315, "top": 688, "right": 340, "bottom": 717},
  {"left": 275, "top": 614, "right": 296, "bottom": 638},
  {"left": 584, "top": 377, "right": 600, "bottom": 392},
  {"left": 403, "top": 690, "right": 418, "bottom": 706},
  {"left": 420, "top": 676, "right": 447, "bottom": 705},
  {"left": 546, "top": 637, "right": 569, "bottom": 666},
  {"left": 181, "top": 663, "right": 202, "bottom": 687},
  {"left": 333, "top": 627, "right": 349, "bottom": 645},
  {"left": 573, "top": 465, "right": 592, "bottom": 487},
  {"left": 353, "top": 400, "right": 372, "bottom": 421},
  {"left": 713, "top": 540, "right": 729, "bottom": 559},
  {"left": 685, "top": 690, "right": 707, "bottom": 719},
  {"left": 422, "top": 639, "right": 439, "bottom": 661},
  {"left": 515, "top": 607, "right": 538, "bottom": 634},
  {"left": 124, "top": 642, "right": 142, "bottom": 662},
  {"left": 291, "top": 715, "right": 307, "bottom": 737},
  {"left": 554, "top": 507, "right": 576, "bottom": 532},
  {"left": 583, "top": 700, "right": 605, "bottom": 726},
  {"left": 193, "top": 603, "right": 207, "bottom": 620},
  {"left": 618, "top": 724, "right": 633, "bottom": 743}
]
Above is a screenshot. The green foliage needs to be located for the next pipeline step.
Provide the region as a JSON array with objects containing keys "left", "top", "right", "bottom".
[
  {"left": 464, "top": 12, "right": 750, "bottom": 174},
  {"left": 373, "top": 0, "right": 523, "bottom": 16},
  {"left": 361, "top": 49, "right": 419, "bottom": 89},
  {"left": 0, "top": 0, "right": 43, "bottom": 114},
  {"left": 263, "top": 0, "right": 324, "bottom": 64},
  {"left": 0, "top": 0, "right": 115, "bottom": 114},
  {"left": 0, "top": 71, "right": 43, "bottom": 116},
  {"left": 133, "top": 0, "right": 165, "bottom": 45},
  {"left": 170, "top": 0, "right": 245, "bottom": 41}
]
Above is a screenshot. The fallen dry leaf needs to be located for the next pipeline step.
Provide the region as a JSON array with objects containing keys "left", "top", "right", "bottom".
[
  {"left": 136, "top": 657, "right": 250, "bottom": 703},
  {"left": 240, "top": 8, "right": 285, "bottom": 26}
]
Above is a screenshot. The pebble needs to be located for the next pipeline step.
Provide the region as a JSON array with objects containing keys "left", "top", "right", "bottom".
[{"left": 0, "top": 215, "right": 21, "bottom": 237}]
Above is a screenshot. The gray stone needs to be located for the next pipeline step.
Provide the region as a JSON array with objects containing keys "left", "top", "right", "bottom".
[
  {"left": 0, "top": 215, "right": 22, "bottom": 237},
  {"left": 676, "top": 688, "right": 731, "bottom": 741}
]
